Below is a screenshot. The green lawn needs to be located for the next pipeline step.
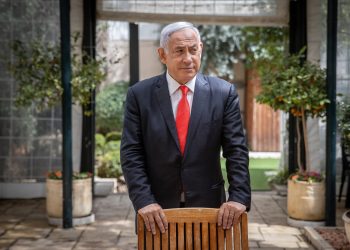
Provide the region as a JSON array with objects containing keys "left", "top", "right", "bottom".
[{"left": 221, "top": 157, "right": 280, "bottom": 191}]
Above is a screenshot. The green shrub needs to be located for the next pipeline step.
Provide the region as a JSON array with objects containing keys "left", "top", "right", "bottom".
[
  {"left": 95, "top": 132, "right": 122, "bottom": 178},
  {"left": 338, "top": 96, "right": 350, "bottom": 148},
  {"left": 267, "top": 168, "right": 289, "bottom": 185},
  {"left": 96, "top": 82, "right": 128, "bottom": 133}
]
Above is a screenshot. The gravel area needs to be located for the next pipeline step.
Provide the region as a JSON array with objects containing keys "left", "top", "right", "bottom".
[{"left": 316, "top": 228, "right": 350, "bottom": 250}]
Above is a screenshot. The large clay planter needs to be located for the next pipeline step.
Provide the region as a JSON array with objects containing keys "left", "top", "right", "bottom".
[
  {"left": 343, "top": 210, "right": 350, "bottom": 243},
  {"left": 46, "top": 178, "right": 92, "bottom": 218},
  {"left": 287, "top": 179, "right": 325, "bottom": 221}
]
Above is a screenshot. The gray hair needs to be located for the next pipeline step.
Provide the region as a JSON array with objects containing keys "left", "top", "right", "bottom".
[{"left": 160, "top": 22, "right": 201, "bottom": 51}]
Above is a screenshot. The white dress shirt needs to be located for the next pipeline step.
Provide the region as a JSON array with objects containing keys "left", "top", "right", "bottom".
[{"left": 166, "top": 71, "right": 196, "bottom": 119}]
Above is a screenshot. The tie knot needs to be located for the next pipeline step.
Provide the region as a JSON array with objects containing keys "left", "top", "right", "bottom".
[{"left": 179, "top": 85, "right": 189, "bottom": 96}]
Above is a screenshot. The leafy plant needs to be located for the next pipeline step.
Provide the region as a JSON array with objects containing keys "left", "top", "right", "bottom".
[
  {"left": 197, "top": 26, "right": 288, "bottom": 82},
  {"left": 8, "top": 32, "right": 106, "bottom": 113},
  {"left": 47, "top": 170, "right": 92, "bottom": 180},
  {"left": 96, "top": 82, "right": 128, "bottom": 133},
  {"left": 256, "top": 48, "right": 329, "bottom": 180},
  {"left": 95, "top": 132, "right": 122, "bottom": 178},
  {"left": 338, "top": 96, "right": 350, "bottom": 148},
  {"left": 268, "top": 168, "right": 289, "bottom": 185},
  {"left": 289, "top": 171, "right": 324, "bottom": 183}
]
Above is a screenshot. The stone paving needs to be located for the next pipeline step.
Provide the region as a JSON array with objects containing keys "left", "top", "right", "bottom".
[{"left": 0, "top": 191, "right": 346, "bottom": 249}]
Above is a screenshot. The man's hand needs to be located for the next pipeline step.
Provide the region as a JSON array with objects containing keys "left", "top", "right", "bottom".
[
  {"left": 217, "top": 201, "right": 246, "bottom": 229},
  {"left": 138, "top": 203, "right": 168, "bottom": 235}
]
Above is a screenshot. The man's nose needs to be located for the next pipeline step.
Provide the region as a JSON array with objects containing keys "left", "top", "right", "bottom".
[{"left": 182, "top": 51, "right": 192, "bottom": 63}]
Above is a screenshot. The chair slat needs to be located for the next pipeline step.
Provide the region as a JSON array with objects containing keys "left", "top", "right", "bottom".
[
  {"left": 202, "top": 223, "right": 209, "bottom": 249},
  {"left": 241, "top": 213, "right": 249, "bottom": 250},
  {"left": 233, "top": 222, "right": 240, "bottom": 250},
  {"left": 162, "top": 227, "right": 169, "bottom": 250},
  {"left": 209, "top": 223, "right": 217, "bottom": 250},
  {"left": 178, "top": 222, "right": 185, "bottom": 249},
  {"left": 154, "top": 227, "right": 161, "bottom": 249},
  {"left": 218, "top": 226, "right": 224, "bottom": 250},
  {"left": 164, "top": 208, "right": 219, "bottom": 223},
  {"left": 169, "top": 223, "right": 176, "bottom": 250},
  {"left": 185, "top": 223, "right": 193, "bottom": 250},
  {"left": 226, "top": 228, "right": 233, "bottom": 250},
  {"left": 137, "top": 214, "right": 145, "bottom": 250},
  {"left": 194, "top": 223, "right": 201, "bottom": 250},
  {"left": 146, "top": 230, "right": 153, "bottom": 250}
]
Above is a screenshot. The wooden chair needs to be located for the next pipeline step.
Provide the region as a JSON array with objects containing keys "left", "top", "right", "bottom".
[{"left": 137, "top": 208, "right": 248, "bottom": 250}]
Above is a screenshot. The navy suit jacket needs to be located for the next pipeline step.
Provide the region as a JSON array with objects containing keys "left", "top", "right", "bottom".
[{"left": 120, "top": 73, "right": 251, "bottom": 211}]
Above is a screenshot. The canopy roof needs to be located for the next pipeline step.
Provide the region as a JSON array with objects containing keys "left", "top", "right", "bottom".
[{"left": 97, "top": 0, "right": 289, "bottom": 26}]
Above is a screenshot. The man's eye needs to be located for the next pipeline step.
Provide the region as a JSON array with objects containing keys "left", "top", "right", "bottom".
[{"left": 190, "top": 48, "right": 198, "bottom": 54}]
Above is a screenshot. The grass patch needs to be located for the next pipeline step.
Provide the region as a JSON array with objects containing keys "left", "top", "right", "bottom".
[{"left": 221, "top": 157, "right": 280, "bottom": 191}]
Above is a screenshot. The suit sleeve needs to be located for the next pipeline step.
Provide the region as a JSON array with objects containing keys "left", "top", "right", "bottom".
[
  {"left": 120, "top": 87, "right": 157, "bottom": 211},
  {"left": 221, "top": 84, "right": 251, "bottom": 210}
]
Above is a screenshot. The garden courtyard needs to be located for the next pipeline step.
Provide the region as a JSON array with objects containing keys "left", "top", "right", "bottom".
[{"left": 0, "top": 187, "right": 349, "bottom": 250}]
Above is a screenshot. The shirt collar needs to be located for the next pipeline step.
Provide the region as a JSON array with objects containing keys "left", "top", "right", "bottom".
[{"left": 166, "top": 70, "right": 196, "bottom": 95}]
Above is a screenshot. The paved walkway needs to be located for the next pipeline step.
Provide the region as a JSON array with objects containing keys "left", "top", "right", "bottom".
[{"left": 0, "top": 191, "right": 346, "bottom": 249}]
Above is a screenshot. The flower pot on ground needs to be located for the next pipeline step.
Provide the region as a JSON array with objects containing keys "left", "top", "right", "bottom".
[
  {"left": 342, "top": 210, "right": 350, "bottom": 243},
  {"left": 46, "top": 171, "right": 92, "bottom": 218},
  {"left": 287, "top": 171, "right": 325, "bottom": 221}
]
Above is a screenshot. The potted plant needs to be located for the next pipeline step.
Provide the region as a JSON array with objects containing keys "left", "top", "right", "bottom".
[
  {"left": 267, "top": 168, "right": 289, "bottom": 196},
  {"left": 46, "top": 171, "right": 93, "bottom": 218},
  {"left": 256, "top": 48, "right": 329, "bottom": 221},
  {"left": 8, "top": 34, "right": 106, "bottom": 221}
]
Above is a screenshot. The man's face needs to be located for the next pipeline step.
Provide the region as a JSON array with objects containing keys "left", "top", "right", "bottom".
[{"left": 158, "top": 28, "right": 203, "bottom": 85}]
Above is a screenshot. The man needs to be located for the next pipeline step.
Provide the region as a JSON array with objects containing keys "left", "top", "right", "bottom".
[{"left": 120, "top": 22, "right": 250, "bottom": 235}]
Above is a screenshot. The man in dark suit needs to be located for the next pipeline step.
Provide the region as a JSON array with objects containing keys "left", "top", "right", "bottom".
[{"left": 121, "top": 22, "right": 250, "bottom": 235}]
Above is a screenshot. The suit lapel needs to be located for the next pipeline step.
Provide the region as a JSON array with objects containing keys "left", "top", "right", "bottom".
[
  {"left": 155, "top": 74, "right": 180, "bottom": 151},
  {"left": 184, "top": 74, "right": 209, "bottom": 157}
]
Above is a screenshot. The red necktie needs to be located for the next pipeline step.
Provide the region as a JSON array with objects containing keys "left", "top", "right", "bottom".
[{"left": 176, "top": 85, "right": 190, "bottom": 155}]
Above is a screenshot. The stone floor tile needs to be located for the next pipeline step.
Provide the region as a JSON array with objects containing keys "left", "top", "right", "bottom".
[
  {"left": 2, "top": 228, "right": 51, "bottom": 239},
  {"left": 74, "top": 240, "right": 118, "bottom": 248},
  {"left": 11, "top": 238, "right": 75, "bottom": 250},
  {"left": 249, "top": 232, "right": 264, "bottom": 241},
  {"left": 116, "top": 235, "right": 137, "bottom": 249},
  {"left": 0, "top": 238, "right": 16, "bottom": 248},
  {"left": 259, "top": 240, "right": 300, "bottom": 248},
  {"left": 80, "top": 229, "right": 120, "bottom": 241},
  {"left": 263, "top": 234, "right": 301, "bottom": 242},
  {"left": 14, "top": 219, "right": 50, "bottom": 230},
  {"left": 4, "top": 205, "right": 37, "bottom": 216},
  {"left": 48, "top": 228, "right": 84, "bottom": 241},
  {"left": 260, "top": 225, "right": 302, "bottom": 235},
  {"left": 248, "top": 241, "right": 259, "bottom": 247}
]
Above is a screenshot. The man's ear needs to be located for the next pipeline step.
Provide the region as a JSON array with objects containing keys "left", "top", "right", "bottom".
[
  {"left": 199, "top": 42, "right": 203, "bottom": 57},
  {"left": 157, "top": 47, "right": 167, "bottom": 65}
]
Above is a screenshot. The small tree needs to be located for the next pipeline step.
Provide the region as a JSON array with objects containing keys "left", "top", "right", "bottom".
[
  {"left": 8, "top": 33, "right": 106, "bottom": 113},
  {"left": 256, "top": 49, "right": 329, "bottom": 179}
]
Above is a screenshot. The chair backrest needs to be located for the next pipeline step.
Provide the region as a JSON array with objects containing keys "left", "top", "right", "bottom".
[{"left": 137, "top": 208, "right": 248, "bottom": 250}]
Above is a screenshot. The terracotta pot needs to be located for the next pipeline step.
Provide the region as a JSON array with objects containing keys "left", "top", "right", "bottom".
[
  {"left": 46, "top": 178, "right": 92, "bottom": 218},
  {"left": 343, "top": 210, "right": 350, "bottom": 243},
  {"left": 287, "top": 179, "right": 325, "bottom": 221}
]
